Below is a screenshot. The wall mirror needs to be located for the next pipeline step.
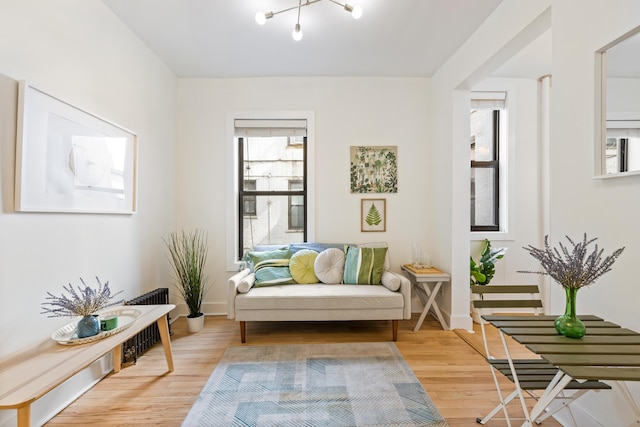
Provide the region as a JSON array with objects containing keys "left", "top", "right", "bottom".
[{"left": 596, "top": 25, "right": 640, "bottom": 178}]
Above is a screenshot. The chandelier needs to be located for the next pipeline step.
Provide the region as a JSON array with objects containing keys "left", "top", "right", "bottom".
[{"left": 255, "top": 0, "right": 363, "bottom": 41}]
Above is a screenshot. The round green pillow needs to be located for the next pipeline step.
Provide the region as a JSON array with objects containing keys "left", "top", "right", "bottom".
[{"left": 289, "top": 249, "right": 319, "bottom": 283}]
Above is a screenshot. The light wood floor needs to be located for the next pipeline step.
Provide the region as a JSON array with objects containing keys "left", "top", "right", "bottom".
[{"left": 46, "top": 315, "right": 561, "bottom": 426}]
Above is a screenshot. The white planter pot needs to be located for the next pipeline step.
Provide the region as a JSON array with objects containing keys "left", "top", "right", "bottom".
[
  {"left": 470, "top": 288, "right": 490, "bottom": 325},
  {"left": 471, "top": 307, "right": 489, "bottom": 325},
  {"left": 186, "top": 314, "right": 205, "bottom": 333}
]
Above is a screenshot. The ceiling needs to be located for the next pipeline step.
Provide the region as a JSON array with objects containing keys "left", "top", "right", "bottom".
[{"left": 101, "top": 0, "right": 519, "bottom": 78}]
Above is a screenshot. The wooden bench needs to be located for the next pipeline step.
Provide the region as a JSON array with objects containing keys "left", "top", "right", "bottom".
[{"left": 0, "top": 304, "right": 175, "bottom": 427}]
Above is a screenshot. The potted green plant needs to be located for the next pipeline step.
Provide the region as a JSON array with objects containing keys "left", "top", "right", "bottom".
[
  {"left": 470, "top": 239, "right": 507, "bottom": 286},
  {"left": 470, "top": 239, "right": 507, "bottom": 323},
  {"left": 164, "top": 229, "right": 209, "bottom": 333}
]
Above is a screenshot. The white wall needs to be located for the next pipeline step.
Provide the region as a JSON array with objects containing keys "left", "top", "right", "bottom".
[
  {"left": 176, "top": 77, "right": 430, "bottom": 314},
  {"left": 550, "top": 2, "right": 640, "bottom": 423},
  {"left": 0, "top": 1, "right": 177, "bottom": 425},
  {"left": 433, "top": 0, "right": 640, "bottom": 425}
]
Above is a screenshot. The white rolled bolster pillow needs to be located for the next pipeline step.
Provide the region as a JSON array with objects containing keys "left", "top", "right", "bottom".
[
  {"left": 381, "top": 270, "right": 401, "bottom": 291},
  {"left": 237, "top": 273, "right": 256, "bottom": 293}
]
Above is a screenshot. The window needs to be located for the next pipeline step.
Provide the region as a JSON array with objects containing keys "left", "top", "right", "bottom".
[
  {"left": 288, "top": 180, "right": 304, "bottom": 230},
  {"left": 236, "top": 119, "right": 308, "bottom": 259},
  {"left": 605, "top": 126, "right": 640, "bottom": 174},
  {"left": 243, "top": 180, "right": 257, "bottom": 216},
  {"left": 470, "top": 92, "right": 506, "bottom": 232}
]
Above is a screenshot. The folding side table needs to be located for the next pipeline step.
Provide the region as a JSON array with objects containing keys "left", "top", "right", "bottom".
[{"left": 401, "top": 264, "right": 450, "bottom": 331}]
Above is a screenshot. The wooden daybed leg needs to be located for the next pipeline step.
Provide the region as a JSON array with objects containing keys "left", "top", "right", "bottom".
[
  {"left": 392, "top": 320, "right": 398, "bottom": 341},
  {"left": 240, "top": 321, "right": 246, "bottom": 343}
]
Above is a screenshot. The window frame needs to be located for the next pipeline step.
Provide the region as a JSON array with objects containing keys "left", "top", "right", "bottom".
[
  {"left": 242, "top": 179, "right": 257, "bottom": 216},
  {"left": 237, "top": 136, "right": 308, "bottom": 258},
  {"left": 471, "top": 109, "right": 501, "bottom": 232},
  {"left": 288, "top": 179, "right": 304, "bottom": 231},
  {"left": 226, "top": 111, "right": 315, "bottom": 271}
]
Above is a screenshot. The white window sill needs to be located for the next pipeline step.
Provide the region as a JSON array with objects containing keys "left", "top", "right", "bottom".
[{"left": 470, "top": 230, "right": 514, "bottom": 242}]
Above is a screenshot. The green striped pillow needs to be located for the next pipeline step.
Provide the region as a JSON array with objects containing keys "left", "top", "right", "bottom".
[
  {"left": 254, "top": 259, "right": 296, "bottom": 286},
  {"left": 343, "top": 245, "right": 388, "bottom": 285},
  {"left": 246, "top": 247, "right": 291, "bottom": 272}
]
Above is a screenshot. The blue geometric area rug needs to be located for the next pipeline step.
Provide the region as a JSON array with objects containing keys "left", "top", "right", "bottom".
[{"left": 182, "top": 342, "right": 449, "bottom": 427}]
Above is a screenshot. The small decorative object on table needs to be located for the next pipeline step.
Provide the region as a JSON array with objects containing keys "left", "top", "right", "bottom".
[
  {"left": 100, "top": 315, "right": 118, "bottom": 331},
  {"left": 520, "top": 234, "right": 625, "bottom": 338},
  {"left": 411, "top": 243, "right": 432, "bottom": 269},
  {"left": 42, "top": 277, "right": 123, "bottom": 339}
]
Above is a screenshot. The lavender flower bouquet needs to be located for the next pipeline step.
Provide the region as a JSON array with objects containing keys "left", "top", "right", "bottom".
[
  {"left": 42, "top": 277, "right": 123, "bottom": 318},
  {"left": 520, "top": 234, "right": 625, "bottom": 289}
]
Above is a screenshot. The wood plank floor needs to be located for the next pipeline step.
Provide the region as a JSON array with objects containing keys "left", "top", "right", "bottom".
[{"left": 46, "top": 314, "right": 561, "bottom": 426}]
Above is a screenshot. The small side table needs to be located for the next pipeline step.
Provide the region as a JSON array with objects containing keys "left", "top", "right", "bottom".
[{"left": 401, "top": 264, "right": 451, "bottom": 331}]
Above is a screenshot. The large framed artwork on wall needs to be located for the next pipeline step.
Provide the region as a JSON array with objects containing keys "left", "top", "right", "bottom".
[
  {"left": 350, "top": 146, "right": 398, "bottom": 193},
  {"left": 15, "top": 82, "right": 138, "bottom": 214}
]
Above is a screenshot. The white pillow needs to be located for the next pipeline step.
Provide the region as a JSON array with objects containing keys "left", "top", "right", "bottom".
[
  {"left": 237, "top": 273, "right": 255, "bottom": 293},
  {"left": 381, "top": 270, "right": 401, "bottom": 291},
  {"left": 314, "top": 248, "right": 345, "bottom": 284}
]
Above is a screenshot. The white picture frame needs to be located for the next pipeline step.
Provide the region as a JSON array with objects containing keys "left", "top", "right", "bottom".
[{"left": 15, "top": 82, "right": 138, "bottom": 214}]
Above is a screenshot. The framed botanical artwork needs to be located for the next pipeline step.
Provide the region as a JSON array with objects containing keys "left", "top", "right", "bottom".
[
  {"left": 350, "top": 146, "right": 398, "bottom": 193},
  {"left": 15, "top": 81, "right": 138, "bottom": 214},
  {"left": 361, "top": 198, "right": 386, "bottom": 232}
]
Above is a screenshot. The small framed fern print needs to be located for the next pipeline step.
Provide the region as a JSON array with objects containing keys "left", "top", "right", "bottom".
[{"left": 361, "top": 198, "right": 386, "bottom": 232}]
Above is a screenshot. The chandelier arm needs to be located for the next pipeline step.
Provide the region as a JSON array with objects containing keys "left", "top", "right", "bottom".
[
  {"left": 326, "top": 0, "right": 349, "bottom": 11},
  {"left": 270, "top": 0, "right": 323, "bottom": 17}
]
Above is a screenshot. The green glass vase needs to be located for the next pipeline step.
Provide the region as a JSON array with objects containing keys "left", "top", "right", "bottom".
[{"left": 554, "top": 287, "right": 586, "bottom": 338}]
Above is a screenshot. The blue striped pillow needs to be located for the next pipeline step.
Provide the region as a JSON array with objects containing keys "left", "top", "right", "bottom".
[
  {"left": 246, "top": 247, "right": 291, "bottom": 272},
  {"left": 254, "top": 259, "right": 296, "bottom": 286},
  {"left": 343, "top": 246, "right": 388, "bottom": 285}
]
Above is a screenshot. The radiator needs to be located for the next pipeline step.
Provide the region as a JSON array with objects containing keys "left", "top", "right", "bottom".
[{"left": 121, "top": 287, "right": 171, "bottom": 364}]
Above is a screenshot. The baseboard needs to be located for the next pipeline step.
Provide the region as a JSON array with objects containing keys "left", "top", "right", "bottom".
[{"left": 173, "top": 301, "right": 228, "bottom": 317}]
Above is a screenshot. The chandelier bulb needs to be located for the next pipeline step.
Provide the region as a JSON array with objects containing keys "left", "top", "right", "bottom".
[
  {"left": 351, "top": 5, "right": 363, "bottom": 19},
  {"left": 255, "top": 11, "right": 273, "bottom": 25},
  {"left": 292, "top": 23, "right": 303, "bottom": 41}
]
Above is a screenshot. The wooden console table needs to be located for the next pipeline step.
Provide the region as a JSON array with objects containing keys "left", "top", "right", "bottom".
[
  {"left": 0, "top": 304, "right": 175, "bottom": 427},
  {"left": 401, "top": 264, "right": 450, "bottom": 331}
]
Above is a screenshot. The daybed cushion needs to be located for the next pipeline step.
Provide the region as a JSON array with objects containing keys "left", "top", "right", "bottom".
[
  {"left": 343, "top": 245, "right": 388, "bottom": 285},
  {"left": 235, "top": 284, "right": 404, "bottom": 311},
  {"left": 314, "top": 248, "right": 345, "bottom": 284},
  {"left": 289, "top": 249, "right": 319, "bottom": 283}
]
